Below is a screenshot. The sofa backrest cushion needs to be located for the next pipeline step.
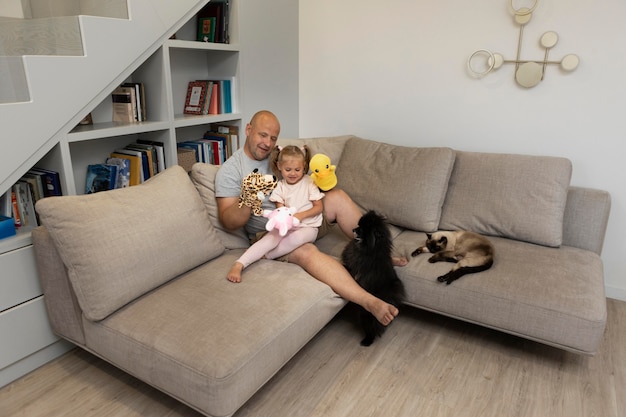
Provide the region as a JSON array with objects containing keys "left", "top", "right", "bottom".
[
  {"left": 336, "top": 137, "right": 455, "bottom": 232},
  {"left": 439, "top": 151, "right": 572, "bottom": 247},
  {"left": 189, "top": 163, "right": 250, "bottom": 249},
  {"left": 277, "top": 135, "right": 353, "bottom": 166},
  {"left": 36, "top": 165, "right": 224, "bottom": 321}
]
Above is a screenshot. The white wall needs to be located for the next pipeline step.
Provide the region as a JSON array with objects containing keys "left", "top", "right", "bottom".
[
  {"left": 299, "top": 0, "right": 626, "bottom": 300},
  {"left": 239, "top": 0, "right": 299, "bottom": 137}
]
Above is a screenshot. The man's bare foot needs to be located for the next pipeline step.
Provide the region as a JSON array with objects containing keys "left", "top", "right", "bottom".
[
  {"left": 227, "top": 262, "right": 244, "bottom": 283},
  {"left": 392, "top": 256, "right": 408, "bottom": 267},
  {"left": 368, "top": 298, "right": 399, "bottom": 326}
]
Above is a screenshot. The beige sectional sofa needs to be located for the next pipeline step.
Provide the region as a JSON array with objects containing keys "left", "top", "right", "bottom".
[{"left": 32, "top": 135, "right": 610, "bottom": 417}]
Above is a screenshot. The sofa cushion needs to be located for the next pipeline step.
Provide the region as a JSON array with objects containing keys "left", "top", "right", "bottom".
[
  {"left": 190, "top": 163, "right": 250, "bottom": 249},
  {"left": 36, "top": 165, "right": 224, "bottom": 321},
  {"left": 278, "top": 135, "right": 353, "bottom": 166},
  {"left": 439, "top": 151, "right": 572, "bottom": 247},
  {"left": 336, "top": 137, "right": 455, "bottom": 232},
  {"left": 393, "top": 230, "right": 606, "bottom": 354},
  {"left": 81, "top": 250, "right": 346, "bottom": 417}
]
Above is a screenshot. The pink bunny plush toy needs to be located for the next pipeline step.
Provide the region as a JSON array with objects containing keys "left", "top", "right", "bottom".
[{"left": 263, "top": 206, "right": 300, "bottom": 237}]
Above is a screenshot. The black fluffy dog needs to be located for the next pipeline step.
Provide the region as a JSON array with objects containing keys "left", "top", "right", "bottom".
[{"left": 341, "top": 211, "right": 406, "bottom": 346}]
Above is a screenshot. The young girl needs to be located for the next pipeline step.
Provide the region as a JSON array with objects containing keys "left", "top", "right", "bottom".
[{"left": 227, "top": 145, "right": 324, "bottom": 282}]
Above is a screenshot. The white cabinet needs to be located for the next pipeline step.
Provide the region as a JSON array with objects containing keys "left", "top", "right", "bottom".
[{"left": 0, "top": 242, "right": 74, "bottom": 388}]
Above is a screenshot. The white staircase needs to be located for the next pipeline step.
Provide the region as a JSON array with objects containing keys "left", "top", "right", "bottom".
[{"left": 0, "top": 0, "right": 209, "bottom": 197}]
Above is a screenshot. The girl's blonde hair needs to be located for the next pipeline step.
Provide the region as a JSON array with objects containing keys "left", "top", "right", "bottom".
[{"left": 269, "top": 145, "right": 311, "bottom": 179}]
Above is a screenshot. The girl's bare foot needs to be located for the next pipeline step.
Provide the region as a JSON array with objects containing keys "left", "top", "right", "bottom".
[{"left": 227, "top": 262, "right": 244, "bottom": 283}]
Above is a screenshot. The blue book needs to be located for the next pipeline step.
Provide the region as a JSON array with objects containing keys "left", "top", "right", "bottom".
[
  {"left": 85, "top": 164, "right": 118, "bottom": 194},
  {"left": 29, "top": 167, "right": 63, "bottom": 196}
]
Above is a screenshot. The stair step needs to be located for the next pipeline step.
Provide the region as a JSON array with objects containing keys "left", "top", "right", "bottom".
[
  {"left": 0, "top": 16, "right": 83, "bottom": 56},
  {"left": 28, "top": 0, "right": 128, "bottom": 19},
  {"left": 0, "top": 56, "right": 29, "bottom": 103},
  {"left": 0, "top": 1, "right": 130, "bottom": 103}
]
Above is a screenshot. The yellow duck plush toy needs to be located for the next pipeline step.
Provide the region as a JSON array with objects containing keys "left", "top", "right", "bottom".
[{"left": 310, "top": 153, "right": 337, "bottom": 191}]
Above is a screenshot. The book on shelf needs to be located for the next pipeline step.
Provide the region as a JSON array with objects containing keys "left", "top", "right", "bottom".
[
  {"left": 13, "top": 181, "right": 37, "bottom": 227},
  {"left": 183, "top": 79, "right": 232, "bottom": 115},
  {"left": 85, "top": 164, "right": 118, "bottom": 194},
  {"left": 112, "top": 83, "right": 146, "bottom": 123},
  {"left": 0, "top": 190, "right": 12, "bottom": 218},
  {"left": 210, "top": 123, "right": 240, "bottom": 156},
  {"left": 200, "top": 139, "right": 222, "bottom": 164},
  {"left": 110, "top": 152, "right": 142, "bottom": 186},
  {"left": 112, "top": 86, "right": 136, "bottom": 123},
  {"left": 111, "top": 147, "right": 150, "bottom": 186},
  {"left": 136, "top": 139, "right": 166, "bottom": 173},
  {"left": 208, "top": 81, "right": 220, "bottom": 115},
  {"left": 105, "top": 140, "right": 166, "bottom": 187},
  {"left": 10, "top": 190, "right": 20, "bottom": 227},
  {"left": 203, "top": 131, "right": 229, "bottom": 163},
  {"left": 123, "top": 82, "right": 147, "bottom": 122},
  {"left": 197, "top": 16, "right": 216, "bottom": 42},
  {"left": 184, "top": 81, "right": 210, "bottom": 115},
  {"left": 21, "top": 172, "right": 44, "bottom": 202},
  {"left": 105, "top": 157, "right": 131, "bottom": 188},
  {"left": 215, "top": 79, "right": 232, "bottom": 113},
  {"left": 197, "top": 0, "right": 230, "bottom": 43},
  {"left": 125, "top": 143, "right": 156, "bottom": 177},
  {"left": 28, "top": 167, "right": 62, "bottom": 197},
  {"left": 176, "top": 127, "right": 237, "bottom": 166},
  {"left": 202, "top": 81, "right": 214, "bottom": 114},
  {"left": 9, "top": 167, "right": 62, "bottom": 228}
]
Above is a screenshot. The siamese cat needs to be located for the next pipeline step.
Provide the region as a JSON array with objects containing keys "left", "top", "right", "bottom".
[{"left": 411, "top": 231, "right": 494, "bottom": 285}]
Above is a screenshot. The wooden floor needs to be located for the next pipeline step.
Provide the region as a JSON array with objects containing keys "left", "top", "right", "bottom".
[{"left": 2, "top": 299, "right": 625, "bottom": 417}]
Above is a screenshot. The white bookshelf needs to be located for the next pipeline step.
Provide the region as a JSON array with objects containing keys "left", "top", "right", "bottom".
[{"left": 0, "top": 0, "right": 242, "bottom": 387}]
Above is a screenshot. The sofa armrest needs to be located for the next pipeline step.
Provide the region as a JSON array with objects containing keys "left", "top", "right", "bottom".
[
  {"left": 562, "top": 186, "right": 611, "bottom": 255},
  {"left": 32, "top": 226, "right": 85, "bottom": 345}
]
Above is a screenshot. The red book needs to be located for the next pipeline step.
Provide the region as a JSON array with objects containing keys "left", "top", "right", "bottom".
[{"left": 11, "top": 190, "right": 20, "bottom": 227}]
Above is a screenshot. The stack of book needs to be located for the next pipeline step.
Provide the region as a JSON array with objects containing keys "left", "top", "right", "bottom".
[
  {"left": 197, "top": 0, "right": 230, "bottom": 43},
  {"left": 177, "top": 124, "right": 239, "bottom": 165},
  {"left": 87, "top": 140, "right": 166, "bottom": 194},
  {"left": 0, "top": 168, "right": 62, "bottom": 230},
  {"left": 106, "top": 140, "right": 166, "bottom": 187},
  {"left": 183, "top": 79, "right": 232, "bottom": 115},
  {"left": 112, "top": 82, "right": 146, "bottom": 123}
]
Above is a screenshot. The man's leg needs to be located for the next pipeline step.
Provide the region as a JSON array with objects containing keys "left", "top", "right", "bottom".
[
  {"left": 321, "top": 188, "right": 362, "bottom": 238},
  {"left": 288, "top": 243, "right": 398, "bottom": 326}
]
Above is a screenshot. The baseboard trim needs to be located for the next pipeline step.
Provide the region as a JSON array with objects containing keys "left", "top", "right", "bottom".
[
  {"left": 606, "top": 285, "right": 626, "bottom": 302},
  {"left": 0, "top": 339, "right": 74, "bottom": 388}
]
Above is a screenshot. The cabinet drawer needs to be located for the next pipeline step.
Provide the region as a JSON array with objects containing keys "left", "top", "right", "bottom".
[
  {"left": 0, "top": 245, "right": 42, "bottom": 312},
  {"left": 0, "top": 296, "right": 59, "bottom": 370}
]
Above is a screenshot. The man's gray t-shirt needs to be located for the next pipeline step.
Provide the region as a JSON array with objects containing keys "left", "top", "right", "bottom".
[{"left": 215, "top": 148, "right": 276, "bottom": 239}]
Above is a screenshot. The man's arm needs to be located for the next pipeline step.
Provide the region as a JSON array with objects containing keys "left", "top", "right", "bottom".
[{"left": 216, "top": 196, "right": 252, "bottom": 231}]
